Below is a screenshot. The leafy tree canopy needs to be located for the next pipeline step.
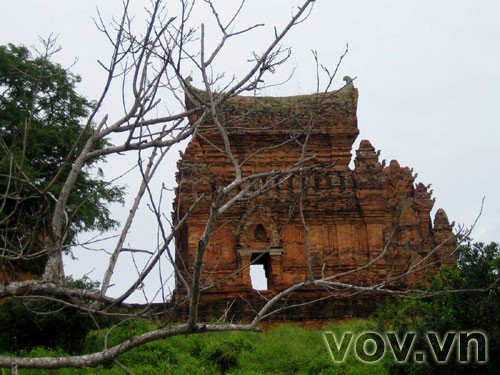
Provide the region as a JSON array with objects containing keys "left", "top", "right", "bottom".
[
  {"left": 0, "top": 42, "right": 124, "bottom": 275},
  {"left": 379, "top": 241, "right": 500, "bottom": 374}
]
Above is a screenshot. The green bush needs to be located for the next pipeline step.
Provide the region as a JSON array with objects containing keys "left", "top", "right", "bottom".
[
  {"left": 0, "top": 319, "right": 391, "bottom": 373},
  {"left": 0, "top": 298, "right": 94, "bottom": 354},
  {"left": 0, "top": 277, "right": 117, "bottom": 355},
  {"left": 378, "top": 241, "right": 500, "bottom": 375},
  {"left": 201, "top": 337, "right": 252, "bottom": 373}
]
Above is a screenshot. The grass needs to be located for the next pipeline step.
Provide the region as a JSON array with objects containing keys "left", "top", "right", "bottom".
[{"left": 1, "top": 319, "right": 391, "bottom": 374}]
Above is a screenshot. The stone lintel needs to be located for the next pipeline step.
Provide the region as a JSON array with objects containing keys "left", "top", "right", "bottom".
[{"left": 238, "top": 248, "right": 283, "bottom": 256}]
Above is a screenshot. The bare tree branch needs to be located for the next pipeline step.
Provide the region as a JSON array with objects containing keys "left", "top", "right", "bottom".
[{"left": 0, "top": 0, "right": 480, "bottom": 370}]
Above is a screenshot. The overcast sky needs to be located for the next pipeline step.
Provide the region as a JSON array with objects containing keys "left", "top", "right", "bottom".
[{"left": 2, "top": 1, "right": 499, "bottom": 300}]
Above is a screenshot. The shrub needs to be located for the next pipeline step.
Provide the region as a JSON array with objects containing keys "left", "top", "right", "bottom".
[{"left": 378, "top": 241, "right": 499, "bottom": 374}]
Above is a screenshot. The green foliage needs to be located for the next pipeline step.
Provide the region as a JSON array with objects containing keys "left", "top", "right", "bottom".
[
  {"left": 378, "top": 241, "right": 500, "bottom": 375},
  {"left": 0, "top": 277, "right": 102, "bottom": 354},
  {"left": 201, "top": 337, "right": 252, "bottom": 373},
  {"left": 0, "top": 43, "right": 124, "bottom": 274},
  {"left": 214, "top": 321, "right": 386, "bottom": 375},
  {"left": 0, "top": 320, "right": 390, "bottom": 374},
  {"left": 235, "top": 325, "right": 326, "bottom": 374}
]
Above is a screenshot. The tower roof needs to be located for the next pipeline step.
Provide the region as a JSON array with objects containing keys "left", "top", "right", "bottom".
[{"left": 185, "top": 86, "right": 359, "bottom": 136}]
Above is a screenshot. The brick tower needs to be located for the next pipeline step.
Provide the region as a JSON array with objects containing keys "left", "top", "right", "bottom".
[{"left": 173, "top": 85, "right": 455, "bottom": 322}]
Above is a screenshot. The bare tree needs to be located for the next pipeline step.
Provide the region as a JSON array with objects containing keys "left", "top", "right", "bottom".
[{"left": 0, "top": 0, "right": 466, "bottom": 371}]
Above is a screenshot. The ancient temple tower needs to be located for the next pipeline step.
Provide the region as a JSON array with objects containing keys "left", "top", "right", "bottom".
[{"left": 173, "top": 85, "right": 455, "bottom": 321}]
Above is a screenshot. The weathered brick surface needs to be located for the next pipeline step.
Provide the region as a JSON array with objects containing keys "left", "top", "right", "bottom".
[{"left": 173, "top": 87, "right": 455, "bottom": 322}]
